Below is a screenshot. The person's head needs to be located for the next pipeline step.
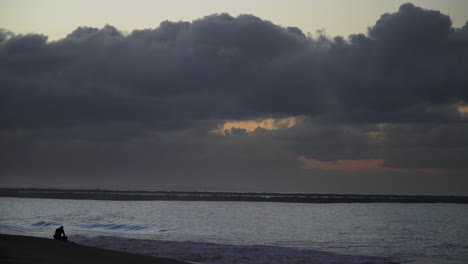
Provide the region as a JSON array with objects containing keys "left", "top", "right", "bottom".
[{"left": 60, "top": 226, "right": 63, "bottom": 229}]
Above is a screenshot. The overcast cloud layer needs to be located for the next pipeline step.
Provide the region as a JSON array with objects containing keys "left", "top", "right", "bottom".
[{"left": 1, "top": 4, "right": 467, "bottom": 194}]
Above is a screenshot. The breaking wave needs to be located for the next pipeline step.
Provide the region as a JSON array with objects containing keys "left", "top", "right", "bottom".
[
  {"left": 75, "top": 223, "right": 150, "bottom": 231},
  {"left": 26, "top": 221, "right": 151, "bottom": 232},
  {"left": 27, "top": 221, "right": 61, "bottom": 227}
]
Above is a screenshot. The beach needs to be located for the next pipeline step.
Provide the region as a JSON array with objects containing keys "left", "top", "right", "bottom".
[{"left": 0, "top": 234, "right": 188, "bottom": 264}]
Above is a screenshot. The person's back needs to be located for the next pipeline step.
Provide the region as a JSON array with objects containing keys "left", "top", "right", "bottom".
[{"left": 53, "top": 226, "right": 67, "bottom": 241}]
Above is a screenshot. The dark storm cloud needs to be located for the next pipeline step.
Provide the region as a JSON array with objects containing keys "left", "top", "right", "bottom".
[
  {"left": 0, "top": 17, "right": 310, "bottom": 130},
  {"left": 2, "top": 3, "right": 466, "bottom": 131},
  {"left": 331, "top": 4, "right": 468, "bottom": 113},
  {"left": 1, "top": 4, "right": 468, "bottom": 193}
]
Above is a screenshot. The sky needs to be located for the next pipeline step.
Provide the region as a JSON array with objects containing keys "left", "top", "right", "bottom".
[
  {"left": 2, "top": 0, "right": 468, "bottom": 40},
  {"left": 1, "top": 1, "right": 467, "bottom": 195}
]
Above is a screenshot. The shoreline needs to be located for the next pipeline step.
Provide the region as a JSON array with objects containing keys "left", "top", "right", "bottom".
[
  {"left": 0, "top": 234, "right": 189, "bottom": 264},
  {"left": 1, "top": 187, "right": 467, "bottom": 203},
  {"left": 0, "top": 233, "right": 404, "bottom": 264}
]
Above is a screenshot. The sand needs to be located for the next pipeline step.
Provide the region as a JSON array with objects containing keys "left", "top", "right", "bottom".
[{"left": 0, "top": 234, "right": 189, "bottom": 264}]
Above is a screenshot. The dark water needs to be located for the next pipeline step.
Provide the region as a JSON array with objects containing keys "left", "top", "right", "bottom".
[{"left": 1, "top": 197, "right": 467, "bottom": 263}]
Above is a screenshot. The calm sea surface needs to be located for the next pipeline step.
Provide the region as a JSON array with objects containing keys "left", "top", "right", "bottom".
[{"left": 1, "top": 197, "right": 467, "bottom": 264}]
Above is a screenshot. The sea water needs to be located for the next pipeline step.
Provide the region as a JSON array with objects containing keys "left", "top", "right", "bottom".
[{"left": 1, "top": 197, "right": 467, "bottom": 263}]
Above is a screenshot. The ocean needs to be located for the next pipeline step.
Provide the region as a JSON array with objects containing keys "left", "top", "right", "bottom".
[{"left": 1, "top": 197, "right": 467, "bottom": 264}]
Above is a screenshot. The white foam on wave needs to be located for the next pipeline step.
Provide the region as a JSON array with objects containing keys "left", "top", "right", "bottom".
[
  {"left": 24, "top": 221, "right": 153, "bottom": 233},
  {"left": 71, "top": 235, "right": 401, "bottom": 264},
  {"left": 74, "top": 223, "right": 151, "bottom": 232},
  {"left": 27, "top": 221, "right": 61, "bottom": 227}
]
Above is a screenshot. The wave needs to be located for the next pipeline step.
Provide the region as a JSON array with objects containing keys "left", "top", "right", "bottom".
[
  {"left": 74, "top": 223, "right": 150, "bottom": 232},
  {"left": 71, "top": 235, "right": 403, "bottom": 264},
  {"left": 27, "top": 221, "right": 61, "bottom": 227},
  {"left": 26, "top": 221, "right": 151, "bottom": 232}
]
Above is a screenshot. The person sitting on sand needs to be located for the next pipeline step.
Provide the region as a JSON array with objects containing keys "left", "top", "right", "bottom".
[{"left": 53, "top": 226, "right": 68, "bottom": 241}]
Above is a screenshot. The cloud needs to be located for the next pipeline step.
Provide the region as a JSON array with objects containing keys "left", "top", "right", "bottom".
[
  {"left": 2, "top": 4, "right": 467, "bottom": 131},
  {"left": 211, "top": 117, "right": 297, "bottom": 134},
  {"left": 332, "top": 3, "right": 467, "bottom": 115},
  {"left": 299, "top": 157, "right": 440, "bottom": 173},
  {"left": 1, "top": 4, "right": 468, "bottom": 194}
]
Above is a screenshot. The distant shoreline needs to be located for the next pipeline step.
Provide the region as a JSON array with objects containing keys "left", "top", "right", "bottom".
[{"left": 1, "top": 188, "right": 467, "bottom": 203}]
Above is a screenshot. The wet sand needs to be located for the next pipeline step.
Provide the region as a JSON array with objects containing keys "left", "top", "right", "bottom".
[{"left": 0, "top": 234, "right": 189, "bottom": 264}]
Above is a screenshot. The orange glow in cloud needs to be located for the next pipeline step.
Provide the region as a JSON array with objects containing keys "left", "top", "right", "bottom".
[
  {"left": 299, "top": 157, "right": 441, "bottom": 173},
  {"left": 459, "top": 105, "right": 468, "bottom": 116},
  {"left": 212, "top": 117, "right": 297, "bottom": 134}
]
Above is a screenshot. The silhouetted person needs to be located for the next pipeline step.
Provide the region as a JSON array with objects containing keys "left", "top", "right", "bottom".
[{"left": 53, "top": 226, "right": 67, "bottom": 241}]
